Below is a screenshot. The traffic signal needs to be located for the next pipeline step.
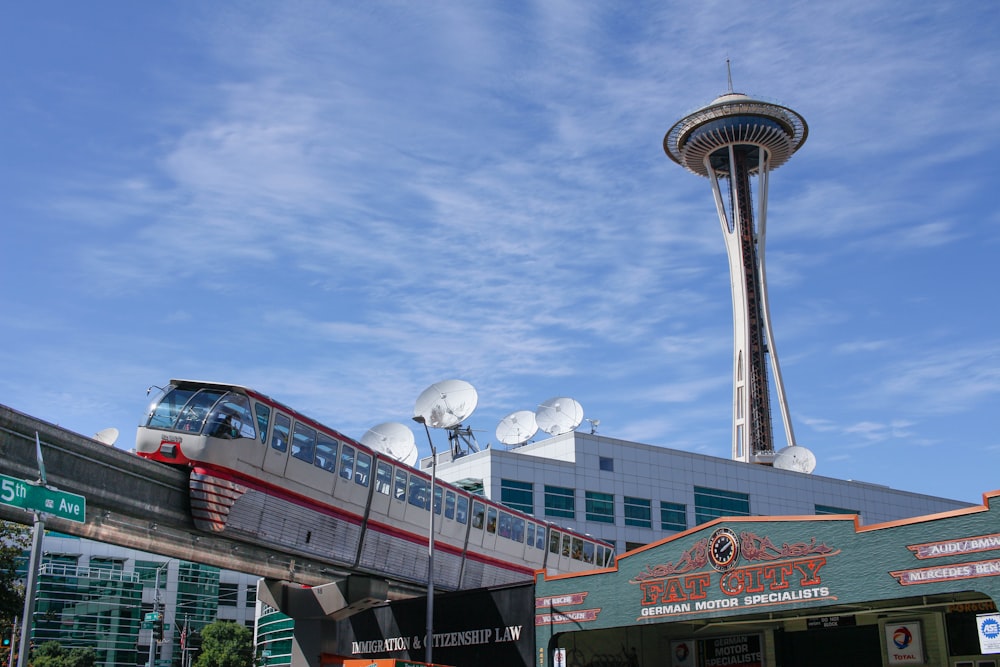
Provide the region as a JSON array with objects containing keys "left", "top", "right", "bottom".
[
  {"left": 2, "top": 636, "right": 10, "bottom": 647},
  {"left": 153, "top": 618, "right": 163, "bottom": 641}
]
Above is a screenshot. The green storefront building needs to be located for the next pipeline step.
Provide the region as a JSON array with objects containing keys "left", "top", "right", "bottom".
[{"left": 535, "top": 490, "right": 1000, "bottom": 667}]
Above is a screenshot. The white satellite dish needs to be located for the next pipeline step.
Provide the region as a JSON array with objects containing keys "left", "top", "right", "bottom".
[
  {"left": 361, "top": 422, "right": 418, "bottom": 467},
  {"left": 496, "top": 410, "right": 538, "bottom": 447},
  {"left": 535, "top": 397, "right": 584, "bottom": 436},
  {"left": 773, "top": 445, "right": 817, "bottom": 474},
  {"left": 93, "top": 427, "right": 119, "bottom": 446},
  {"left": 413, "top": 379, "right": 479, "bottom": 429}
]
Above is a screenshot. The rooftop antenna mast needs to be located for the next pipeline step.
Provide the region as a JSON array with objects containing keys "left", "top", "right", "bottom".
[{"left": 726, "top": 58, "right": 734, "bottom": 93}]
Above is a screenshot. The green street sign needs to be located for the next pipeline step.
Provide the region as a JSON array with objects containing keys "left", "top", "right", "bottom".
[{"left": 0, "top": 473, "right": 86, "bottom": 523}]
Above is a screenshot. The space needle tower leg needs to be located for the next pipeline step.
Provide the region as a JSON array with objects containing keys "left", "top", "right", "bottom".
[{"left": 664, "top": 84, "right": 808, "bottom": 464}]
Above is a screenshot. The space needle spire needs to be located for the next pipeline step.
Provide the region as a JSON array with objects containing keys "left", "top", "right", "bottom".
[{"left": 664, "top": 71, "right": 808, "bottom": 465}]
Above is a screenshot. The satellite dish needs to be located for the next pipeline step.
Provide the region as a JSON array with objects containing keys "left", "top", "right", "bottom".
[
  {"left": 413, "top": 379, "right": 479, "bottom": 429},
  {"left": 535, "top": 397, "right": 584, "bottom": 436},
  {"left": 93, "top": 427, "right": 119, "bottom": 446},
  {"left": 361, "top": 422, "right": 419, "bottom": 467},
  {"left": 496, "top": 410, "right": 538, "bottom": 447},
  {"left": 773, "top": 445, "right": 817, "bottom": 474}
]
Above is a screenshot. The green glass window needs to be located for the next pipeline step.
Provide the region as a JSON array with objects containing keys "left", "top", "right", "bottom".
[
  {"left": 624, "top": 496, "right": 652, "bottom": 528},
  {"left": 694, "top": 486, "right": 749, "bottom": 525},
  {"left": 544, "top": 485, "right": 575, "bottom": 519},
  {"left": 815, "top": 504, "right": 859, "bottom": 516},
  {"left": 660, "top": 501, "right": 687, "bottom": 532},
  {"left": 585, "top": 491, "right": 614, "bottom": 523},
  {"left": 500, "top": 479, "right": 534, "bottom": 515}
]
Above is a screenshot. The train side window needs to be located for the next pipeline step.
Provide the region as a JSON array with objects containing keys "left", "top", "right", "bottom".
[
  {"left": 375, "top": 461, "right": 392, "bottom": 495},
  {"left": 549, "top": 531, "right": 561, "bottom": 555},
  {"left": 498, "top": 512, "right": 512, "bottom": 539},
  {"left": 254, "top": 403, "right": 270, "bottom": 444},
  {"left": 526, "top": 523, "right": 536, "bottom": 548},
  {"left": 536, "top": 528, "right": 545, "bottom": 550},
  {"left": 486, "top": 507, "right": 498, "bottom": 534},
  {"left": 409, "top": 476, "right": 429, "bottom": 509},
  {"left": 393, "top": 469, "right": 407, "bottom": 501},
  {"left": 456, "top": 496, "right": 469, "bottom": 524},
  {"left": 472, "top": 502, "right": 485, "bottom": 529},
  {"left": 291, "top": 422, "right": 317, "bottom": 463},
  {"left": 432, "top": 485, "right": 442, "bottom": 515},
  {"left": 445, "top": 491, "right": 456, "bottom": 520},
  {"left": 561, "top": 534, "right": 572, "bottom": 557},
  {"left": 340, "top": 445, "right": 355, "bottom": 481},
  {"left": 596, "top": 546, "right": 605, "bottom": 567},
  {"left": 272, "top": 413, "right": 290, "bottom": 452},
  {"left": 512, "top": 516, "right": 525, "bottom": 543},
  {"left": 355, "top": 451, "right": 371, "bottom": 487},
  {"left": 315, "top": 433, "right": 338, "bottom": 472},
  {"left": 583, "top": 541, "right": 595, "bottom": 564},
  {"left": 572, "top": 537, "right": 584, "bottom": 561}
]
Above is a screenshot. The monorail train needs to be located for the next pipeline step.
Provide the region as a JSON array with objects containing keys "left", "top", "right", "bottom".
[{"left": 135, "top": 379, "right": 615, "bottom": 590}]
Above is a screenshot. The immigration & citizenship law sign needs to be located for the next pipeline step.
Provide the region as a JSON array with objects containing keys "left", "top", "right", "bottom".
[{"left": 535, "top": 491, "right": 1000, "bottom": 665}]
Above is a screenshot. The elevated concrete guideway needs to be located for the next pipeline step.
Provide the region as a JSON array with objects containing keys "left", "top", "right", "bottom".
[{"left": 0, "top": 403, "right": 424, "bottom": 604}]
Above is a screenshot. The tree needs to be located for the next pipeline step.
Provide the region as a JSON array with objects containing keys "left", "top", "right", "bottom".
[
  {"left": 193, "top": 620, "right": 254, "bottom": 667},
  {"left": 27, "top": 640, "right": 96, "bottom": 667},
  {"left": 0, "top": 520, "right": 31, "bottom": 660}
]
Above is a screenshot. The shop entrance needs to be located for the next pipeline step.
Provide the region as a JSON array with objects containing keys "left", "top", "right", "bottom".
[{"left": 775, "top": 624, "right": 881, "bottom": 667}]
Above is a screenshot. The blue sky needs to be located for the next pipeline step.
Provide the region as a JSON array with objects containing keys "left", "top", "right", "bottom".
[{"left": 2, "top": 2, "right": 998, "bottom": 505}]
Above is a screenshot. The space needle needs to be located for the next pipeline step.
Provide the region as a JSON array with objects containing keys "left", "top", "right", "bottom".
[{"left": 664, "top": 68, "right": 808, "bottom": 466}]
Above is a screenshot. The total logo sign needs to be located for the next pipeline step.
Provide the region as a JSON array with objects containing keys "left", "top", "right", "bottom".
[{"left": 884, "top": 622, "right": 924, "bottom": 665}]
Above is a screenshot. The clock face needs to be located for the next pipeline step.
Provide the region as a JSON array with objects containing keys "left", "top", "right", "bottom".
[{"left": 708, "top": 528, "right": 741, "bottom": 571}]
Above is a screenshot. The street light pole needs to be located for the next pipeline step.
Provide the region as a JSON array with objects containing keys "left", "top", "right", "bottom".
[
  {"left": 413, "top": 416, "right": 436, "bottom": 665},
  {"left": 147, "top": 561, "right": 170, "bottom": 667}
]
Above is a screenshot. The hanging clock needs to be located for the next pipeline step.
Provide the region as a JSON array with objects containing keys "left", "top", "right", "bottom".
[{"left": 708, "top": 528, "right": 741, "bottom": 571}]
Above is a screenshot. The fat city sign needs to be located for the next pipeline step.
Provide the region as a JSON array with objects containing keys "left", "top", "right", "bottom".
[{"left": 0, "top": 472, "right": 86, "bottom": 523}]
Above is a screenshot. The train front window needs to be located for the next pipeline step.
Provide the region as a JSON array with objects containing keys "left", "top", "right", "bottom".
[
  {"left": 145, "top": 385, "right": 191, "bottom": 428},
  {"left": 205, "top": 394, "right": 257, "bottom": 440},
  {"left": 176, "top": 390, "right": 227, "bottom": 433}
]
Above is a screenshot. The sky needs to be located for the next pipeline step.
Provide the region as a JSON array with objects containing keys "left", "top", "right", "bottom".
[{"left": 2, "top": 2, "right": 998, "bottom": 506}]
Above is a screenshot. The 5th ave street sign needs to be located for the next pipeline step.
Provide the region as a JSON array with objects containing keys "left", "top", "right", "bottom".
[{"left": 0, "top": 472, "right": 86, "bottom": 523}]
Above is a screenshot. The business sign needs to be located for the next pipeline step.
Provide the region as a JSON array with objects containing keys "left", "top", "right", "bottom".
[
  {"left": 629, "top": 528, "right": 837, "bottom": 621},
  {"left": 0, "top": 473, "right": 86, "bottom": 523},
  {"left": 884, "top": 621, "right": 924, "bottom": 665},
  {"left": 977, "top": 613, "right": 1000, "bottom": 654}
]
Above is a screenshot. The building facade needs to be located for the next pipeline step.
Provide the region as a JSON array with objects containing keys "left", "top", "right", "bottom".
[
  {"left": 15, "top": 533, "right": 259, "bottom": 667},
  {"left": 428, "top": 431, "right": 969, "bottom": 554}
]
